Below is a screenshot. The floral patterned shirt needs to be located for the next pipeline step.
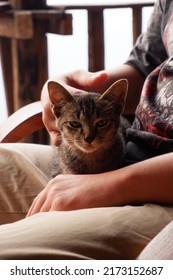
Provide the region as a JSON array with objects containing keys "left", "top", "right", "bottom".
[{"left": 125, "top": 0, "right": 173, "bottom": 162}]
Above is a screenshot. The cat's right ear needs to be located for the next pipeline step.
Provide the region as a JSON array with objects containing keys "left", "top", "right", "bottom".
[
  {"left": 48, "top": 81, "right": 74, "bottom": 105},
  {"left": 100, "top": 79, "right": 128, "bottom": 114}
]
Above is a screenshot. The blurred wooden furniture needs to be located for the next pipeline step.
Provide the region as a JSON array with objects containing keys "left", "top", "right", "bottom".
[
  {"left": 0, "top": 0, "right": 72, "bottom": 143},
  {"left": 0, "top": 0, "right": 72, "bottom": 115},
  {"left": 50, "top": 1, "right": 155, "bottom": 71},
  {"left": 0, "top": 101, "right": 43, "bottom": 143}
]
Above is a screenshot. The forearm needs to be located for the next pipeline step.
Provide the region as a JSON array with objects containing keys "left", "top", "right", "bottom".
[
  {"left": 101, "top": 152, "right": 173, "bottom": 206},
  {"left": 27, "top": 152, "right": 173, "bottom": 216}
]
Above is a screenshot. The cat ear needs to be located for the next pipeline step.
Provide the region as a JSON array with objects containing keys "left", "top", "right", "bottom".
[
  {"left": 48, "top": 81, "right": 74, "bottom": 105},
  {"left": 100, "top": 79, "right": 128, "bottom": 113}
]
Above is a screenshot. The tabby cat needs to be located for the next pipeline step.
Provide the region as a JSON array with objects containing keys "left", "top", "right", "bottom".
[{"left": 48, "top": 79, "right": 128, "bottom": 176}]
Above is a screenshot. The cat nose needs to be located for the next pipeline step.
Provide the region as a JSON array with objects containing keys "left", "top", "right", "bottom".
[{"left": 84, "top": 136, "right": 94, "bottom": 144}]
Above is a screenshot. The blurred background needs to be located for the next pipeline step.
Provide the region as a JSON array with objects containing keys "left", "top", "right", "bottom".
[{"left": 0, "top": 0, "right": 154, "bottom": 125}]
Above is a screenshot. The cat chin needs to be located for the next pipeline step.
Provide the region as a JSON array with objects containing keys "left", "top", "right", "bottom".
[{"left": 76, "top": 144, "right": 99, "bottom": 154}]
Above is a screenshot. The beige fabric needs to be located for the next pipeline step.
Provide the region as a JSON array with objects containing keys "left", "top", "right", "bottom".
[
  {"left": 0, "top": 143, "right": 173, "bottom": 259},
  {"left": 138, "top": 220, "right": 173, "bottom": 260},
  {"left": 0, "top": 143, "right": 53, "bottom": 224}
]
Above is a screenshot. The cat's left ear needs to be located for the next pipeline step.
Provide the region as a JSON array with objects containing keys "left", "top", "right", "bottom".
[
  {"left": 100, "top": 79, "right": 128, "bottom": 113},
  {"left": 48, "top": 81, "right": 74, "bottom": 105}
]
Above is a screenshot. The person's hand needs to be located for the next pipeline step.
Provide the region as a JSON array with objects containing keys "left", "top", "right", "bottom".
[
  {"left": 41, "top": 70, "right": 108, "bottom": 145},
  {"left": 26, "top": 172, "right": 115, "bottom": 216}
]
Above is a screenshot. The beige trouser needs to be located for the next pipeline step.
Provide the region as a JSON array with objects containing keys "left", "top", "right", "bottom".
[
  {"left": 0, "top": 143, "right": 173, "bottom": 260},
  {"left": 138, "top": 220, "right": 173, "bottom": 259}
]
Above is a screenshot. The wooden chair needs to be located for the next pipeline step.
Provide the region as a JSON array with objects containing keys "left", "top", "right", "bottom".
[
  {"left": 0, "top": 101, "right": 44, "bottom": 143},
  {"left": 0, "top": 0, "right": 72, "bottom": 117},
  {"left": 0, "top": 0, "right": 72, "bottom": 144}
]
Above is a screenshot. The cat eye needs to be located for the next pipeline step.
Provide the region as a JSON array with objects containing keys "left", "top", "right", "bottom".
[
  {"left": 68, "top": 121, "right": 82, "bottom": 128},
  {"left": 96, "top": 120, "right": 109, "bottom": 128}
]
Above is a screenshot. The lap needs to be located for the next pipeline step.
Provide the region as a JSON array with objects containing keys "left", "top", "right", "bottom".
[
  {"left": 0, "top": 143, "right": 54, "bottom": 224},
  {"left": 0, "top": 203, "right": 173, "bottom": 259},
  {"left": 0, "top": 143, "right": 173, "bottom": 259},
  {"left": 0, "top": 143, "right": 54, "bottom": 176}
]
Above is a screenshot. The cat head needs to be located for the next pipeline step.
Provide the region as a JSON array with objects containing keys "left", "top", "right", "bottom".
[{"left": 48, "top": 79, "right": 128, "bottom": 153}]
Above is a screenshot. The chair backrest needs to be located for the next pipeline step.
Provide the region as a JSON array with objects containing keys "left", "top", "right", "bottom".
[{"left": 0, "top": 101, "right": 44, "bottom": 143}]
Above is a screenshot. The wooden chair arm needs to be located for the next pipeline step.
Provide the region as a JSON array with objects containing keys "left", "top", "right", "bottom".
[{"left": 0, "top": 101, "right": 44, "bottom": 143}]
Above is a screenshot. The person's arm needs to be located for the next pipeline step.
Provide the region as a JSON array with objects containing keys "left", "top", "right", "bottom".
[{"left": 26, "top": 152, "right": 173, "bottom": 216}]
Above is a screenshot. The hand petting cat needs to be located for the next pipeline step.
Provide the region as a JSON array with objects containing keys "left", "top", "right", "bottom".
[
  {"left": 41, "top": 66, "right": 144, "bottom": 146},
  {"left": 41, "top": 70, "right": 108, "bottom": 145}
]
